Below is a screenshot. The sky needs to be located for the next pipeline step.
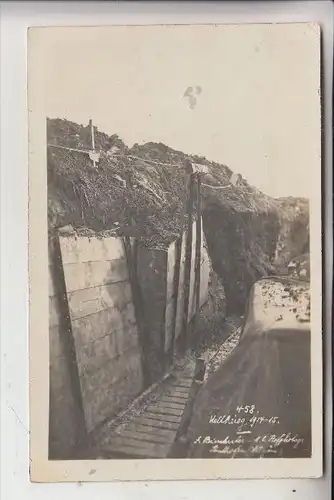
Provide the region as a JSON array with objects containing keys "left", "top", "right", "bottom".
[{"left": 41, "top": 24, "right": 320, "bottom": 198}]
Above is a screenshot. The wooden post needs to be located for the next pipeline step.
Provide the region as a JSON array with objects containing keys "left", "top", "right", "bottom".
[
  {"left": 181, "top": 173, "right": 195, "bottom": 350},
  {"left": 195, "top": 174, "right": 202, "bottom": 312},
  {"left": 89, "top": 119, "right": 97, "bottom": 169},
  {"left": 89, "top": 120, "right": 95, "bottom": 151},
  {"left": 168, "top": 175, "right": 187, "bottom": 363},
  {"left": 123, "top": 236, "right": 150, "bottom": 388}
]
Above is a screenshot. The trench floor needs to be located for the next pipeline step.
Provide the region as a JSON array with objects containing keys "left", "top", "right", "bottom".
[{"left": 91, "top": 317, "right": 242, "bottom": 459}]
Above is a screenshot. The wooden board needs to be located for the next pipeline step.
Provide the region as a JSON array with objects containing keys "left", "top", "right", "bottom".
[
  {"left": 71, "top": 302, "right": 137, "bottom": 346},
  {"left": 62, "top": 259, "right": 129, "bottom": 292},
  {"left": 67, "top": 281, "right": 133, "bottom": 320},
  {"left": 58, "top": 234, "right": 145, "bottom": 433},
  {"left": 59, "top": 235, "right": 125, "bottom": 264}
]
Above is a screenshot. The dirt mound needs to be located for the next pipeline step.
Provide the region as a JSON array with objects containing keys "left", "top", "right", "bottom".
[
  {"left": 47, "top": 119, "right": 187, "bottom": 249},
  {"left": 274, "top": 197, "right": 310, "bottom": 268},
  {"left": 47, "top": 117, "right": 309, "bottom": 314}
]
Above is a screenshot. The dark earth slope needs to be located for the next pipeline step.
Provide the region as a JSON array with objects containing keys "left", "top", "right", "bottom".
[{"left": 47, "top": 118, "right": 309, "bottom": 315}]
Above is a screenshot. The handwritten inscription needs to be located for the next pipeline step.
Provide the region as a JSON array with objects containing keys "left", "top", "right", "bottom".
[
  {"left": 192, "top": 406, "right": 305, "bottom": 457},
  {"left": 208, "top": 406, "right": 280, "bottom": 433}
]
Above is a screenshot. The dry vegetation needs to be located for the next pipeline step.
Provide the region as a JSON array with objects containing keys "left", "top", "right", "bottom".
[{"left": 47, "top": 118, "right": 309, "bottom": 315}]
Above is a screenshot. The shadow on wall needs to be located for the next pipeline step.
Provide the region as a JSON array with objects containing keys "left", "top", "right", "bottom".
[
  {"left": 202, "top": 203, "right": 279, "bottom": 315},
  {"left": 274, "top": 205, "right": 310, "bottom": 268}
]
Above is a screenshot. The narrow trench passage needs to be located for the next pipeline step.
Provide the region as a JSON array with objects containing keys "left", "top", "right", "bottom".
[{"left": 87, "top": 317, "right": 243, "bottom": 459}]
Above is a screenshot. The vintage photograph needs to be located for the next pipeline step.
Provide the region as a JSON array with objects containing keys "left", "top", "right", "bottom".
[{"left": 29, "top": 23, "right": 322, "bottom": 480}]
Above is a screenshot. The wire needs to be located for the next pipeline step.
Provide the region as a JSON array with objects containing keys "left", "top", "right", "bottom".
[
  {"left": 47, "top": 143, "right": 237, "bottom": 190},
  {"left": 201, "top": 183, "right": 231, "bottom": 190}
]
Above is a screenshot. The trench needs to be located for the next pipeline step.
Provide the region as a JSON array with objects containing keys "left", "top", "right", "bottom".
[{"left": 202, "top": 202, "right": 280, "bottom": 316}]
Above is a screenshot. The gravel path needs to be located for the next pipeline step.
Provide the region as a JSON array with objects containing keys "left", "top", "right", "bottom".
[{"left": 203, "top": 326, "right": 242, "bottom": 381}]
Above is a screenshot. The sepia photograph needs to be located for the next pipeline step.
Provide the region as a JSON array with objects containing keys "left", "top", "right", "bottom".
[{"left": 28, "top": 23, "right": 322, "bottom": 480}]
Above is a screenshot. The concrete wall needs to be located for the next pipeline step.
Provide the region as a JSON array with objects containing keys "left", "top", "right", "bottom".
[
  {"left": 58, "top": 235, "right": 145, "bottom": 432},
  {"left": 48, "top": 243, "right": 81, "bottom": 459}
]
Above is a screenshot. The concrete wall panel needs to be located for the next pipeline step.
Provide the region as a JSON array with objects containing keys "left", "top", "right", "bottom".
[
  {"left": 62, "top": 259, "right": 129, "bottom": 293},
  {"left": 58, "top": 234, "right": 145, "bottom": 432}
]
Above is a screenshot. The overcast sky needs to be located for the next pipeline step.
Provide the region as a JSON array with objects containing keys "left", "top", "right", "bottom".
[{"left": 42, "top": 24, "right": 320, "bottom": 198}]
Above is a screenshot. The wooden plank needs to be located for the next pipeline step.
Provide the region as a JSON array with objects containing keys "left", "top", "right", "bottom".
[
  {"left": 80, "top": 347, "right": 143, "bottom": 390},
  {"left": 169, "top": 385, "right": 191, "bottom": 393},
  {"left": 200, "top": 260, "right": 210, "bottom": 306},
  {"left": 59, "top": 235, "right": 125, "bottom": 264},
  {"left": 147, "top": 406, "right": 184, "bottom": 417},
  {"left": 172, "top": 378, "right": 193, "bottom": 387},
  {"left": 181, "top": 174, "right": 195, "bottom": 348},
  {"left": 67, "top": 281, "right": 133, "bottom": 320},
  {"left": 195, "top": 176, "right": 202, "bottom": 312},
  {"left": 125, "top": 237, "right": 152, "bottom": 387},
  {"left": 71, "top": 302, "right": 137, "bottom": 346},
  {"left": 108, "top": 436, "right": 171, "bottom": 456},
  {"left": 82, "top": 362, "right": 144, "bottom": 431},
  {"left": 165, "top": 388, "right": 190, "bottom": 399},
  {"left": 174, "top": 289, "right": 185, "bottom": 340},
  {"left": 166, "top": 219, "right": 198, "bottom": 290},
  {"left": 125, "top": 423, "right": 177, "bottom": 439},
  {"left": 164, "top": 295, "right": 176, "bottom": 353},
  {"left": 76, "top": 337, "right": 141, "bottom": 378},
  {"left": 76, "top": 335, "right": 118, "bottom": 372},
  {"left": 138, "top": 417, "right": 179, "bottom": 431},
  {"left": 166, "top": 256, "right": 211, "bottom": 337},
  {"left": 118, "top": 429, "right": 172, "bottom": 444},
  {"left": 103, "top": 442, "right": 169, "bottom": 459},
  {"left": 144, "top": 412, "right": 182, "bottom": 424},
  {"left": 62, "top": 259, "right": 129, "bottom": 293},
  {"left": 156, "top": 400, "right": 186, "bottom": 411},
  {"left": 161, "top": 395, "right": 189, "bottom": 405},
  {"left": 188, "top": 261, "right": 209, "bottom": 321},
  {"left": 136, "top": 243, "right": 170, "bottom": 384}
]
